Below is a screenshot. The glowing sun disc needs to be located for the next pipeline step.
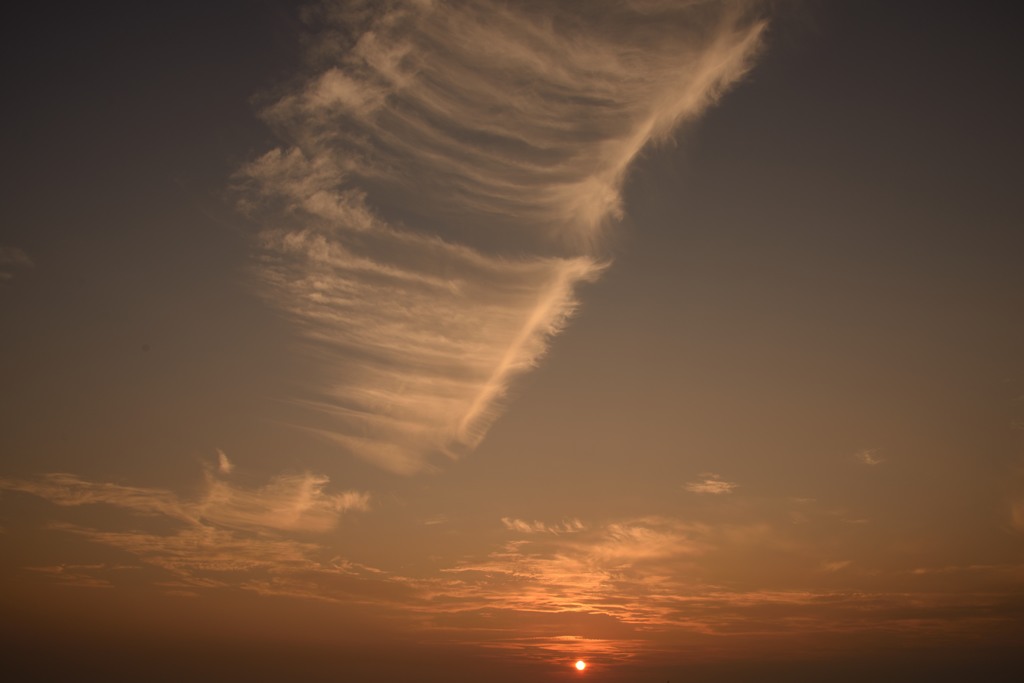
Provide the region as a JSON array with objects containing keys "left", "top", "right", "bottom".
[{"left": 575, "top": 660, "right": 586, "bottom": 671}]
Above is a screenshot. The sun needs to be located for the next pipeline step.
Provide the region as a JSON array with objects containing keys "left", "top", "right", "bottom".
[{"left": 575, "top": 660, "right": 586, "bottom": 671}]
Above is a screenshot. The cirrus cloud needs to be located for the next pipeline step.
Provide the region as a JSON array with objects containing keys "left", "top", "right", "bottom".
[{"left": 236, "top": 0, "right": 766, "bottom": 473}]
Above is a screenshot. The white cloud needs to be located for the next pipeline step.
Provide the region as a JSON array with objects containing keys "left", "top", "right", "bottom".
[
  {"left": 236, "top": 0, "right": 765, "bottom": 473},
  {"left": 54, "top": 523, "right": 323, "bottom": 574},
  {"left": 685, "top": 473, "right": 737, "bottom": 494}
]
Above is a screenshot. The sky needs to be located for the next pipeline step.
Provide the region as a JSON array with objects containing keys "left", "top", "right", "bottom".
[{"left": 1, "top": 1, "right": 1023, "bottom": 681}]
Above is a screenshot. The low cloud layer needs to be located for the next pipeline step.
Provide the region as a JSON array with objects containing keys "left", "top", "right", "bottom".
[
  {"left": 0, "top": 468, "right": 368, "bottom": 535},
  {"left": 235, "top": 0, "right": 765, "bottom": 473},
  {"left": 5, "top": 471, "right": 1023, "bottom": 663}
]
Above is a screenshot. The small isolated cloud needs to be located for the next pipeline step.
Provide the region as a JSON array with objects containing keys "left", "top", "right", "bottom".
[
  {"left": 501, "top": 517, "right": 585, "bottom": 534},
  {"left": 821, "top": 560, "right": 852, "bottom": 572},
  {"left": 26, "top": 564, "right": 115, "bottom": 589},
  {"left": 216, "top": 448, "right": 234, "bottom": 474},
  {"left": 0, "top": 245, "right": 34, "bottom": 283},
  {"left": 685, "top": 473, "right": 737, "bottom": 495},
  {"left": 855, "top": 448, "right": 883, "bottom": 466}
]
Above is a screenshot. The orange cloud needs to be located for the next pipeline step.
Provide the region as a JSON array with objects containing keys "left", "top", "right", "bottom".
[
  {"left": 501, "top": 517, "right": 585, "bottom": 534},
  {"left": 684, "top": 473, "right": 737, "bottom": 494},
  {"left": 0, "top": 467, "right": 368, "bottom": 535},
  {"left": 6, "top": 475, "right": 1023, "bottom": 664}
]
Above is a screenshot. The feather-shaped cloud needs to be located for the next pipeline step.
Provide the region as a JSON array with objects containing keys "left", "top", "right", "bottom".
[{"left": 236, "top": 0, "right": 765, "bottom": 473}]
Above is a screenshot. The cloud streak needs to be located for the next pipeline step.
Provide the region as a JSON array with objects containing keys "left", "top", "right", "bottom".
[
  {"left": 0, "top": 460, "right": 368, "bottom": 537},
  {"left": 235, "top": 0, "right": 765, "bottom": 473},
  {"left": 6, "top": 476, "right": 1023, "bottom": 664},
  {"left": 501, "top": 517, "right": 585, "bottom": 534},
  {"left": 685, "top": 473, "right": 737, "bottom": 494}
]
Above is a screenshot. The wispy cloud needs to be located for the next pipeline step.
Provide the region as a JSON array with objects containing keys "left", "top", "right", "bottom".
[
  {"left": 0, "top": 245, "right": 34, "bottom": 283},
  {"left": 0, "top": 450, "right": 370, "bottom": 583},
  {"left": 216, "top": 448, "right": 234, "bottom": 474},
  {"left": 25, "top": 563, "right": 127, "bottom": 589},
  {"left": 685, "top": 473, "right": 737, "bottom": 494},
  {"left": 199, "top": 472, "right": 369, "bottom": 533},
  {"left": 235, "top": 0, "right": 766, "bottom": 473},
  {"left": 821, "top": 560, "right": 852, "bottom": 572},
  {"left": 0, "top": 473, "right": 199, "bottom": 524},
  {"left": 441, "top": 516, "right": 712, "bottom": 628},
  {"left": 855, "top": 448, "right": 884, "bottom": 466},
  {"left": 0, "top": 466, "right": 368, "bottom": 535},
  {"left": 393, "top": 515, "right": 1024, "bottom": 661},
  {"left": 501, "top": 517, "right": 585, "bottom": 534},
  {"left": 7, "top": 478, "right": 1023, "bottom": 662},
  {"left": 0, "top": 459, "right": 373, "bottom": 592}
]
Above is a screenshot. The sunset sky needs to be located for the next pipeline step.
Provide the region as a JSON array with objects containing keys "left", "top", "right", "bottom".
[{"left": 2, "top": 1, "right": 1022, "bottom": 681}]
